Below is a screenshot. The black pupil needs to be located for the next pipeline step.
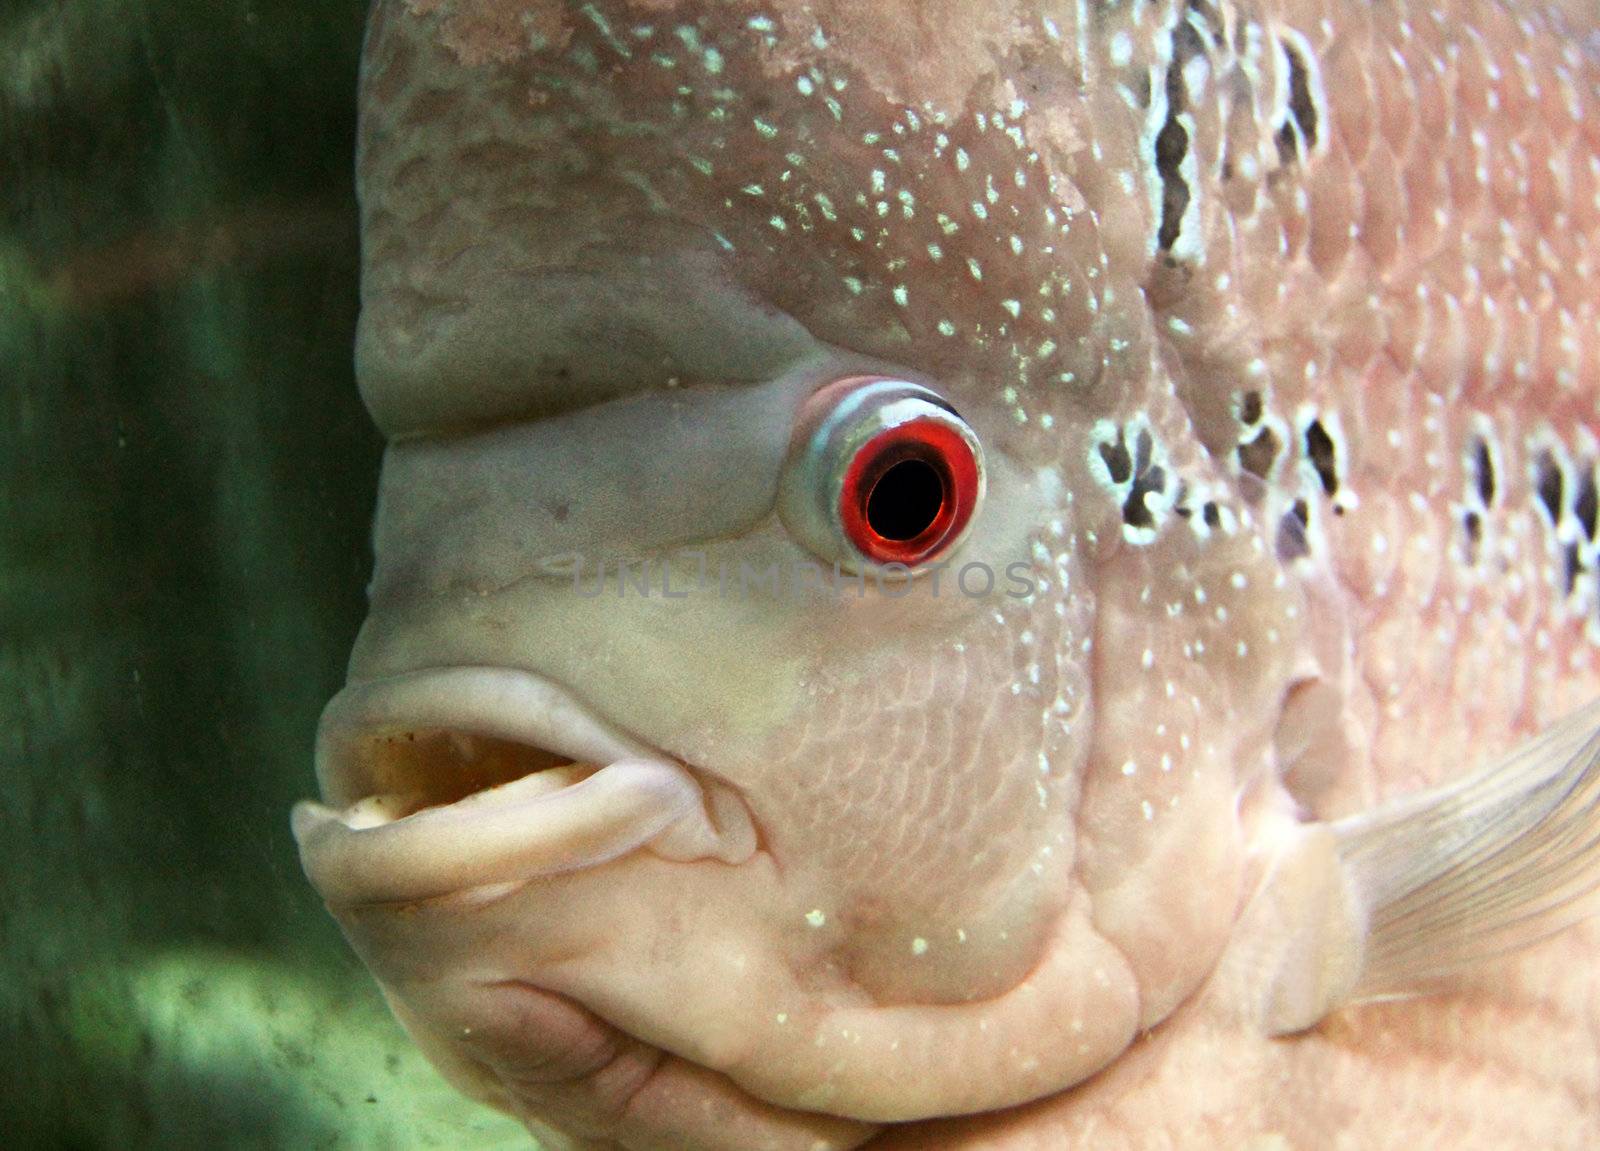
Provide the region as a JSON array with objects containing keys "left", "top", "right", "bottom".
[{"left": 865, "top": 457, "right": 946, "bottom": 542}]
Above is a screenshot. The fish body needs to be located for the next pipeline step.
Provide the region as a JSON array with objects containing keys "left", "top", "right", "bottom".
[{"left": 295, "top": 1, "right": 1600, "bottom": 1147}]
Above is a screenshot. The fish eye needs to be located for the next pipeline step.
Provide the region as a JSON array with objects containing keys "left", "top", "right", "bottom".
[{"left": 778, "top": 377, "right": 985, "bottom": 573}]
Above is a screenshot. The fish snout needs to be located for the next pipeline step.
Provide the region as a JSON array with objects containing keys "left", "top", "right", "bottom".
[{"left": 292, "top": 666, "right": 758, "bottom": 907}]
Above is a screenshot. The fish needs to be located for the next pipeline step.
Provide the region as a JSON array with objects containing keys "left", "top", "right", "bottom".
[{"left": 292, "top": 1, "right": 1600, "bottom": 1147}]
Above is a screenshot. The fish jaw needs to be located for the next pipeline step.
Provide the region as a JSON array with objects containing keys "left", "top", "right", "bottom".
[{"left": 292, "top": 662, "right": 1148, "bottom": 1130}]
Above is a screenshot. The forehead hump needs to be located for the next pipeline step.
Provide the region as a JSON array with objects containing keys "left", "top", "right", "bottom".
[{"left": 357, "top": 0, "right": 1131, "bottom": 435}]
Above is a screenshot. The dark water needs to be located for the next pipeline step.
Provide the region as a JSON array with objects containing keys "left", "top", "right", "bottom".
[{"left": 1, "top": 4, "right": 524, "bottom": 1146}]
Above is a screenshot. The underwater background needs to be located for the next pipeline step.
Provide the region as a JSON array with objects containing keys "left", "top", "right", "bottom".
[{"left": 2, "top": 2, "right": 525, "bottom": 1145}]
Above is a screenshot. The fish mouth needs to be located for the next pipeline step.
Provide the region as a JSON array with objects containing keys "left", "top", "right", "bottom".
[{"left": 292, "top": 666, "right": 753, "bottom": 906}]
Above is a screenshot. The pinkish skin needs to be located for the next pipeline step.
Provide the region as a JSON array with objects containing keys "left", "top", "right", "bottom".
[{"left": 296, "top": 1, "right": 1600, "bottom": 1147}]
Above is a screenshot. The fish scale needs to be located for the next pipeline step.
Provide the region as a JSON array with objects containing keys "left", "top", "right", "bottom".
[
  {"left": 295, "top": 2, "right": 1600, "bottom": 1147},
  {"left": 1055, "top": 0, "right": 1600, "bottom": 817}
]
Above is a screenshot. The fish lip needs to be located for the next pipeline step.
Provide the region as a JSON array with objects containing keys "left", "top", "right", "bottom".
[
  {"left": 310, "top": 665, "right": 662, "bottom": 809},
  {"left": 292, "top": 666, "right": 701, "bottom": 906}
]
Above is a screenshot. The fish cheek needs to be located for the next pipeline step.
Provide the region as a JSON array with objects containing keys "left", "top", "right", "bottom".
[
  {"left": 725, "top": 452, "right": 1099, "bottom": 1001},
  {"left": 1075, "top": 526, "right": 1305, "bottom": 1027}
]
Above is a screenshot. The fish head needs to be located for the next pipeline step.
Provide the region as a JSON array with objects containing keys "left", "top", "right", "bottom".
[{"left": 295, "top": 1, "right": 1309, "bottom": 1144}]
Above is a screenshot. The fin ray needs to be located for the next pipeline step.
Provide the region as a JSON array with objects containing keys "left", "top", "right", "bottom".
[{"left": 1333, "top": 697, "right": 1600, "bottom": 997}]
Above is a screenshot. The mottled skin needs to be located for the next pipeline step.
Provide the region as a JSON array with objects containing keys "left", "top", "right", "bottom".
[{"left": 312, "top": 1, "right": 1600, "bottom": 1147}]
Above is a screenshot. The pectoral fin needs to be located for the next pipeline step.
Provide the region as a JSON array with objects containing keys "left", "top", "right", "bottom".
[{"left": 1225, "top": 697, "right": 1600, "bottom": 1035}]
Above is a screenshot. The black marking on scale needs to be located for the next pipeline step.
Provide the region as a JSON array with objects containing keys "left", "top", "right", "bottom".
[
  {"left": 1155, "top": 17, "right": 1207, "bottom": 253},
  {"left": 1304, "top": 418, "right": 1338, "bottom": 497}
]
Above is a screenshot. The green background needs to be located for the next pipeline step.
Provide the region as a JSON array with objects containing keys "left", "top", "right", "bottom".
[{"left": 1, "top": 2, "right": 527, "bottom": 1145}]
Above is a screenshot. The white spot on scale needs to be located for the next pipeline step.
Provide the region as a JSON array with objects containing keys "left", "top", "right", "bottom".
[
  {"left": 1109, "top": 30, "right": 1133, "bottom": 67},
  {"left": 805, "top": 909, "right": 827, "bottom": 927}
]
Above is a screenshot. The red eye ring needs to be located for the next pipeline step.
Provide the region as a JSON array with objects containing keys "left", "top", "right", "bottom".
[
  {"left": 839, "top": 417, "right": 981, "bottom": 567},
  {"left": 777, "top": 377, "right": 986, "bottom": 576}
]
